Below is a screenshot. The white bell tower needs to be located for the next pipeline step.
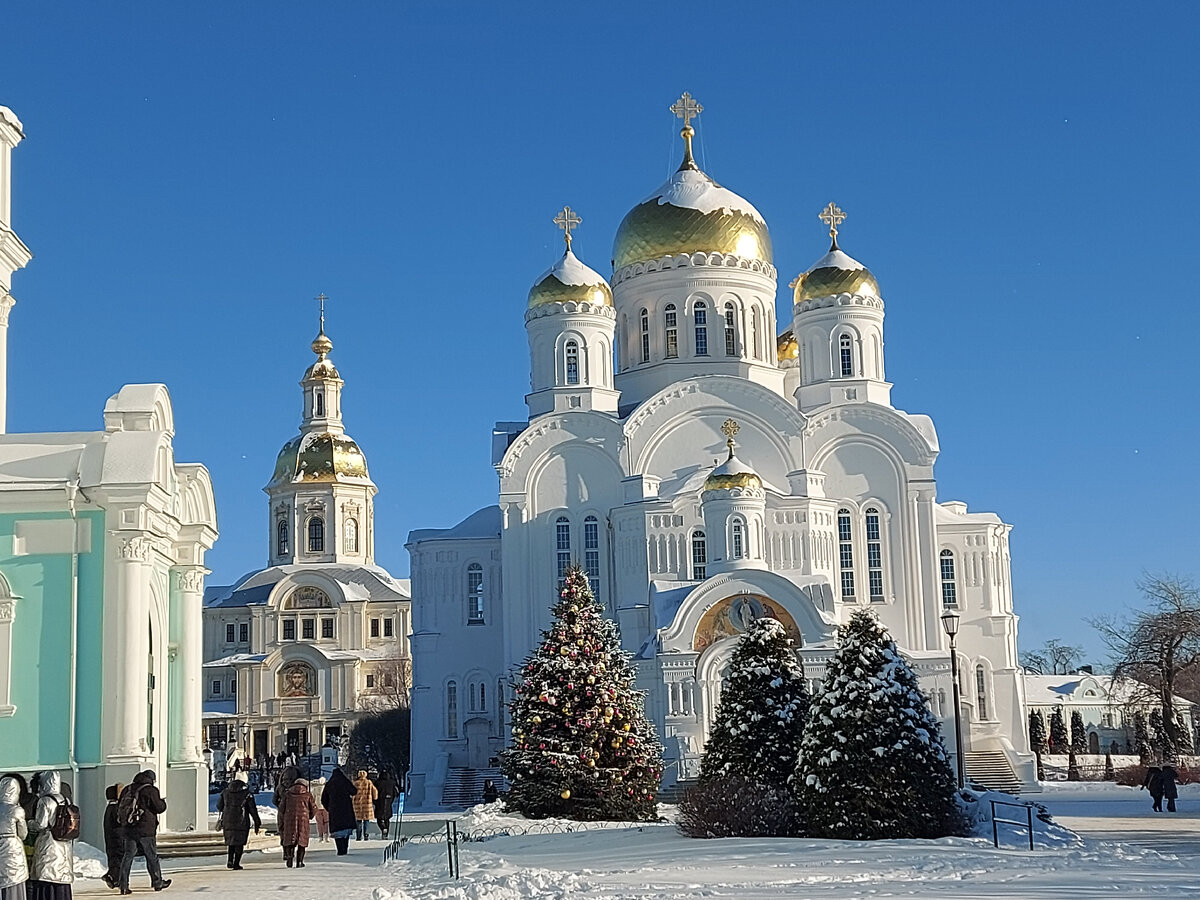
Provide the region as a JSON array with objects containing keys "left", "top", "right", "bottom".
[{"left": 0, "top": 106, "right": 34, "bottom": 434}]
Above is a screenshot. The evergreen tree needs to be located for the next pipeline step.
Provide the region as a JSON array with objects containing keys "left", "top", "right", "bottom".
[
  {"left": 1149, "top": 708, "right": 1169, "bottom": 756},
  {"left": 795, "top": 609, "right": 964, "bottom": 840},
  {"left": 1049, "top": 707, "right": 1068, "bottom": 754},
  {"left": 1176, "top": 712, "right": 1195, "bottom": 754},
  {"left": 700, "top": 617, "right": 809, "bottom": 787},
  {"left": 1133, "top": 711, "right": 1151, "bottom": 762},
  {"left": 501, "top": 565, "right": 663, "bottom": 821},
  {"left": 1067, "top": 748, "right": 1080, "bottom": 781},
  {"left": 1070, "top": 710, "right": 1087, "bottom": 754},
  {"left": 1104, "top": 752, "right": 1115, "bottom": 781},
  {"left": 1028, "top": 709, "right": 1048, "bottom": 755}
]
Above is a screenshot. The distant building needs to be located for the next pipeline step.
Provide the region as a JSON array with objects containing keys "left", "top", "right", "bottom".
[
  {"left": 0, "top": 106, "right": 218, "bottom": 844},
  {"left": 202, "top": 325, "right": 410, "bottom": 762},
  {"left": 1024, "top": 672, "right": 1198, "bottom": 755}
]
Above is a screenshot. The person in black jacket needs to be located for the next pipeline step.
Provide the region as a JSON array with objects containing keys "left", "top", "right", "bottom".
[
  {"left": 217, "top": 772, "right": 261, "bottom": 870},
  {"left": 320, "top": 768, "right": 357, "bottom": 856},
  {"left": 101, "top": 782, "right": 124, "bottom": 888},
  {"left": 1142, "top": 765, "right": 1164, "bottom": 812},
  {"left": 373, "top": 771, "right": 399, "bottom": 839},
  {"left": 116, "top": 771, "right": 170, "bottom": 894}
]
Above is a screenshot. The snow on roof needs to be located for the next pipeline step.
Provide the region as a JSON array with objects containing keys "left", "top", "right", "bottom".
[
  {"left": 643, "top": 167, "right": 765, "bottom": 223},
  {"left": 934, "top": 503, "right": 1004, "bottom": 526},
  {"left": 204, "top": 563, "right": 409, "bottom": 609},
  {"left": 660, "top": 465, "right": 785, "bottom": 499},
  {"left": 806, "top": 247, "right": 867, "bottom": 272},
  {"left": 1023, "top": 673, "right": 1194, "bottom": 708},
  {"left": 650, "top": 580, "right": 693, "bottom": 630},
  {"left": 202, "top": 700, "right": 238, "bottom": 718},
  {"left": 535, "top": 249, "right": 608, "bottom": 288},
  {"left": 408, "top": 505, "right": 501, "bottom": 544},
  {"left": 204, "top": 653, "right": 265, "bottom": 668}
]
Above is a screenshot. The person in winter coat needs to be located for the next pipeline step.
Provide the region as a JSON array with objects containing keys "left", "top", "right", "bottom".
[
  {"left": 272, "top": 765, "right": 301, "bottom": 809},
  {"left": 1142, "top": 765, "right": 1164, "bottom": 812},
  {"left": 310, "top": 780, "right": 330, "bottom": 842},
  {"left": 319, "top": 769, "right": 357, "bottom": 856},
  {"left": 0, "top": 776, "right": 29, "bottom": 900},
  {"left": 373, "top": 772, "right": 399, "bottom": 839},
  {"left": 100, "top": 784, "right": 124, "bottom": 888},
  {"left": 217, "top": 772, "right": 261, "bottom": 870},
  {"left": 276, "top": 778, "right": 316, "bottom": 868},
  {"left": 481, "top": 779, "right": 499, "bottom": 804},
  {"left": 116, "top": 770, "right": 169, "bottom": 894},
  {"left": 351, "top": 771, "right": 377, "bottom": 841},
  {"left": 27, "top": 771, "right": 73, "bottom": 900},
  {"left": 1161, "top": 765, "right": 1179, "bottom": 813}
]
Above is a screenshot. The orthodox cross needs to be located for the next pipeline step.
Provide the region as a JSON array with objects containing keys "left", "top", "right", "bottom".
[
  {"left": 721, "top": 418, "right": 740, "bottom": 455},
  {"left": 316, "top": 292, "right": 329, "bottom": 332},
  {"left": 553, "top": 206, "right": 582, "bottom": 249},
  {"left": 819, "top": 202, "right": 846, "bottom": 244},
  {"left": 670, "top": 92, "right": 703, "bottom": 128}
]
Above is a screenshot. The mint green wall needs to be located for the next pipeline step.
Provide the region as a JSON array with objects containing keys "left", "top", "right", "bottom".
[{"left": 0, "top": 510, "right": 105, "bottom": 768}]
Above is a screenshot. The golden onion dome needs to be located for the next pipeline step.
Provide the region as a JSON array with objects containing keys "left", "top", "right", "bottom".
[
  {"left": 269, "top": 431, "right": 370, "bottom": 487},
  {"left": 528, "top": 248, "right": 613, "bottom": 310},
  {"left": 703, "top": 447, "right": 763, "bottom": 493},
  {"left": 612, "top": 140, "right": 771, "bottom": 271},
  {"left": 304, "top": 329, "right": 341, "bottom": 379},
  {"left": 793, "top": 245, "right": 880, "bottom": 304},
  {"left": 777, "top": 329, "right": 798, "bottom": 361}
]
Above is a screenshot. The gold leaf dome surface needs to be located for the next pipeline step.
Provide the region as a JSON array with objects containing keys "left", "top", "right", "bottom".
[
  {"left": 528, "top": 249, "right": 613, "bottom": 310},
  {"left": 703, "top": 452, "right": 763, "bottom": 493},
  {"left": 270, "top": 431, "right": 370, "bottom": 487},
  {"left": 612, "top": 165, "right": 772, "bottom": 271},
  {"left": 777, "top": 329, "right": 798, "bottom": 361},
  {"left": 793, "top": 247, "right": 880, "bottom": 303}
]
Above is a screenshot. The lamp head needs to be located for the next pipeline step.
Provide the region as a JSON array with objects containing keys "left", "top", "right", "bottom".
[{"left": 940, "top": 609, "right": 961, "bottom": 638}]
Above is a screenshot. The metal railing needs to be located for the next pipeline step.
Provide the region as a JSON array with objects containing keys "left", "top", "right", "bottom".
[{"left": 989, "top": 798, "right": 1035, "bottom": 850}]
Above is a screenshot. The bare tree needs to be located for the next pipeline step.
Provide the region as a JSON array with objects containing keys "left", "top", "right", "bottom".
[
  {"left": 1092, "top": 574, "right": 1200, "bottom": 758},
  {"left": 1021, "top": 638, "right": 1085, "bottom": 675},
  {"left": 358, "top": 656, "right": 412, "bottom": 712}
]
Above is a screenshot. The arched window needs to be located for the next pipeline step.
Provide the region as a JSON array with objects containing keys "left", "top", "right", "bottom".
[
  {"left": 694, "top": 301, "right": 708, "bottom": 355},
  {"left": 839, "top": 334, "right": 853, "bottom": 377},
  {"left": 344, "top": 517, "right": 359, "bottom": 554},
  {"left": 724, "top": 302, "right": 737, "bottom": 356},
  {"left": 691, "top": 530, "right": 707, "bottom": 580},
  {"left": 315, "top": 390, "right": 325, "bottom": 417},
  {"left": 940, "top": 550, "right": 958, "bottom": 607},
  {"left": 496, "top": 679, "right": 505, "bottom": 734},
  {"left": 556, "top": 516, "right": 571, "bottom": 585},
  {"left": 467, "top": 563, "right": 484, "bottom": 624},
  {"left": 975, "top": 665, "right": 989, "bottom": 720},
  {"left": 480, "top": 681, "right": 486, "bottom": 712},
  {"left": 1088, "top": 731, "right": 1100, "bottom": 754},
  {"left": 584, "top": 516, "right": 600, "bottom": 596},
  {"left": 731, "top": 518, "right": 744, "bottom": 560},
  {"left": 640, "top": 309, "right": 650, "bottom": 363},
  {"left": 750, "top": 306, "right": 760, "bottom": 360},
  {"left": 565, "top": 340, "right": 580, "bottom": 385},
  {"left": 277, "top": 519, "right": 290, "bottom": 556},
  {"left": 307, "top": 517, "right": 325, "bottom": 553},
  {"left": 838, "top": 509, "right": 855, "bottom": 600},
  {"left": 865, "top": 508, "right": 884, "bottom": 601},
  {"left": 446, "top": 681, "right": 458, "bottom": 739},
  {"left": 664, "top": 305, "right": 678, "bottom": 358}
]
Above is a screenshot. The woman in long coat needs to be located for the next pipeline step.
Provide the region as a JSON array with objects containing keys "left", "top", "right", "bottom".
[
  {"left": 217, "top": 772, "right": 261, "bottom": 870},
  {"left": 0, "top": 776, "right": 29, "bottom": 900},
  {"left": 351, "top": 772, "right": 377, "bottom": 841},
  {"left": 27, "top": 772, "right": 72, "bottom": 900},
  {"left": 1161, "top": 765, "right": 1179, "bottom": 813},
  {"left": 320, "top": 769, "right": 357, "bottom": 856},
  {"left": 276, "top": 779, "right": 315, "bottom": 868},
  {"left": 373, "top": 772, "right": 399, "bottom": 840}
]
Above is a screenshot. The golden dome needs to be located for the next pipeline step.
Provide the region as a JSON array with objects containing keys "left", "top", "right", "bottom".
[
  {"left": 703, "top": 445, "right": 763, "bottom": 493},
  {"left": 269, "top": 431, "right": 370, "bottom": 487},
  {"left": 612, "top": 146, "right": 771, "bottom": 271},
  {"left": 528, "top": 249, "right": 613, "bottom": 310},
  {"left": 793, "top": 245, "right": 880, "bottom": 303},
  {"left": 305, "top": 329, "right": 341, "bottom": 379},
  {"left": 777, "top": 329, "right": 798, "bottom": 361}
]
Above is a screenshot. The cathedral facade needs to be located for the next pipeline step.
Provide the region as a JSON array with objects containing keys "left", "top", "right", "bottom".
[{"left": 407, "top": 97, "right": 1034, "bottom": 808}]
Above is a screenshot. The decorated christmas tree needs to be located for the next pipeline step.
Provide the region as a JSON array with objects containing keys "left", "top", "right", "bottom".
[
  {"left": 501, "top": 565, "right": 663, "bottom": 821},
  {"left": 1070, "top": 710, "right": 1087, "bottom": 753},
  {"left": 700, "top": 617, "right": 809, "bottom": 786},
  {"left": 795, "top": 609, "right": 964, "bottom": 840},
  {"left": 1049, "top": 707, "right": 1069, "bottom": 754}
]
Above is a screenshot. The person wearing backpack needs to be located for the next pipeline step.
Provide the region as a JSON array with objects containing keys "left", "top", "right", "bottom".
[
  {"left": 27, "top": 770, "right": 74, "bottom": 900},
  {"left": 116, "top": 771, "right": 170, "bottom": 895}
]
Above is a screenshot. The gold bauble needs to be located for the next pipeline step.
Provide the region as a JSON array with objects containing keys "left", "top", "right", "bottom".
[{"left": 560, "top": 789, "right": 571, "bottom": 800}]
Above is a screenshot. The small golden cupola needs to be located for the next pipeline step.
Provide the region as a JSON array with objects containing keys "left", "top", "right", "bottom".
[
  {"left": 793, "top": 202, "right": 880, "bottom": 304},
  {"left": 527, "top": 206, "right": 613, "bottom": 310},
  {"left": 612, "top": 93, "right": 772, "bottom": 272},
  {"left": 703, "top": 420, "right": 763, "bottom": 493}
]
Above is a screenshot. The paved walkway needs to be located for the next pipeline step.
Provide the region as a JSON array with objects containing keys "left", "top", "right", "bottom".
[{"left": 1037, "top": 787, "right": 1200, "bottom": 855}]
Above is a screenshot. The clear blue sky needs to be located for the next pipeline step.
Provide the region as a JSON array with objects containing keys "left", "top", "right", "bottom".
[{"left": 2, "top": 3, "right": 1197, "bottom": 663}]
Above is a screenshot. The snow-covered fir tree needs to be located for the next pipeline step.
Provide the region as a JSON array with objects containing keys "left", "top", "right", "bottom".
[
  {"left": 1028, "top": 709, "right": 1048, "bottom": 755},
  {"left": 1133, "top": 711, "right": 1151, "bottom": 761},
  {"left": 1149, "top": 708, "right": 1168, "bottom": 756},
  {"left": 1176, "top": 712, "right": 1195, "bottom": 754},
  {"left": 795, "top": 609, "right": 964, "bottom": 840},
  {"left": 1070, "top": 710, "right": 1087, "bottom": 753},
  {"left": 1049, "top": 707, "right": 1069, "bottom": 754},
  {"left": 699, "top": 617, "right": 809, "bottom": 786},
  {"left": 501, "top": 565, "right": 663, "bottom": 821}
]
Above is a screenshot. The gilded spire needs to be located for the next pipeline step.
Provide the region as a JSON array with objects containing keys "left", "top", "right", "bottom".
[
  {"left": 819, "top": 202, "right": 846, "bottom": 251},
  {"left": 311, "top": 292, "right": 333, "bottom": 358},
  {"left": 670, "top": 92, "right": 703, "bottom": 172},
  {"left": 553, "top": 206, "right": 582, "bottom": 251}
]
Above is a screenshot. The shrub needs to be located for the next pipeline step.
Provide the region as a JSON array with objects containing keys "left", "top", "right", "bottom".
[
  {"left": 1115, "top": 762, "right": 1198, "bottom": 787},
  {"left": 677, "top": 775, "right": 804, "bottom": 838}
]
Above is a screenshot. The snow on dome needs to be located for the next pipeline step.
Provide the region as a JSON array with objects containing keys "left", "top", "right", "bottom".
[
  {"left": 644, "top": 167, "right": 766, "bottom": 223},
  {"left": 793, "top": 244, "right": 881, "bottom": 303},
  {"left": 527, "top": 249, "right": 614, "bottom": 310},
  {"left": 703, "top": 450, "right": 763, "bottom": 493}
]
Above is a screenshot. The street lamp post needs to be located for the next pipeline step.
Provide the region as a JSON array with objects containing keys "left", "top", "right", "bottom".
[
  {"left": 240, "top": 722, "right": 251, "bottom": 768},
  {"left": 940, "top": 609, "right": 966, "bottom": 789}
]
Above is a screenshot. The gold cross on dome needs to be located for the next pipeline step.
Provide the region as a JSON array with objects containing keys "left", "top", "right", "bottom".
[
  {"left": 553, "top": 206, "right": 582, "bottom": 249},
  {"left": 316, "top": 292, "right": 329, "bottom": 332},
  {"left": 670, "top": 92, "right": 703, "bottom": 128},
  {"left": 721, "top": 419, "right": 740, "bottom": 440},
  {"left": 819, "top": 202, "right": 846, "bottom": 241}
]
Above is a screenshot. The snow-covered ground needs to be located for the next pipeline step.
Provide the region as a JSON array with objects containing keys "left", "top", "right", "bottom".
[{"left": 73, "top": 784, "right": 1200, "bottom": 898}]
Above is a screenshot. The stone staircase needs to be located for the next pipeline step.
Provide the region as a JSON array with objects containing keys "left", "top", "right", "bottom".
[
  {"left": 440, "top": 767, "right": 504, "bottom": 808},
  {"left": 655, "top": 780, "right": 697, "bottom": 804},
  {"left": 156, "top": 830, "right": 275, "bottom": 859},
  {"left": 964, "top": 750, "right": 1024, "bottom": 794}
]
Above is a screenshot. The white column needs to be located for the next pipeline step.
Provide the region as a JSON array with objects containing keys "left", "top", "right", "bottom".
[
  {"left": 0, "top": 294, "right": 13, "bottom": 434},
  {"left": 171, "top": 566, "right": 205, "bottom": 762},
  {"left": 113, "top": 535, "right": 152, "bottom": 758}
]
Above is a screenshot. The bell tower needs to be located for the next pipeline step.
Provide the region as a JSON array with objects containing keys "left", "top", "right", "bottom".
[{"left": 0, "top": 106, "right": 34, "bottom": 433}]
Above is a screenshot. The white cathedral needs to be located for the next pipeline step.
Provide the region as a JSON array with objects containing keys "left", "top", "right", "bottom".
[{"left": 406, "top": 96, "right": 1035, "bottom": 808}]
